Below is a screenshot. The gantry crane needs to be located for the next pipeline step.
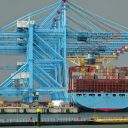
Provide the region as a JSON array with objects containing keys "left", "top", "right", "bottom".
[{"left": 0, "top": 0, "right": 128, "bottom": 102}]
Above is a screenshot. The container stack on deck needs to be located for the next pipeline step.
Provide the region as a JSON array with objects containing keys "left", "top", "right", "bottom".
[{"left": 69, "top": 65, "right": 128, "bottom": 93}]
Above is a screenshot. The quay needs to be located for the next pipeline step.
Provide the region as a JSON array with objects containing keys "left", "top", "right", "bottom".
[
  {"left": 0, "top": 107, "right": 79, "bottom": 114},
  {"left": 0, "top": 117, "right": 128, "bottom": 127}
]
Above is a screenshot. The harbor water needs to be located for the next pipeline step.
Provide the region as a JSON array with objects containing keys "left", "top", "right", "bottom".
[
  {"left": 0, "top": 112, "right": 128, "bottom": 127},
  {"left": 3, "top": 125, "right": 128, "bottom": 128}
]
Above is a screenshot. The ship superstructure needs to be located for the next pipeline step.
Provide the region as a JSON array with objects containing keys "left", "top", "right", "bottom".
[{"left": 68, "top": 56, "right": 128, "bottom": 111}]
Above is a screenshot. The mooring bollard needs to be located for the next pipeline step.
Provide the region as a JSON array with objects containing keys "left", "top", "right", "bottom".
[{"left": 37, "top": 108, "right": 42, "bottom": 126}]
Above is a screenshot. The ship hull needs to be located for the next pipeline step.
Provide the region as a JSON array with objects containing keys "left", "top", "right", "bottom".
[{"left": 69, "top": 93, "right": 128, "bottom": 112}]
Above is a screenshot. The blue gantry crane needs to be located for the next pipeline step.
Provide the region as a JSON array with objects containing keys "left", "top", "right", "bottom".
[{"left": 0, "top": 0, "right": 128, "bottom": 102}]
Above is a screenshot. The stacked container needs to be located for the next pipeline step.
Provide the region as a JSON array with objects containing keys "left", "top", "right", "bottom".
[{"left": 69, "top": 65, "right": 128, "bottom": 93}]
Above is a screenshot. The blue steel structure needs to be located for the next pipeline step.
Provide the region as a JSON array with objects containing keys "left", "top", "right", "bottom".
[{"left": 0, "top": 0, "right": 128, "bottom": 102}]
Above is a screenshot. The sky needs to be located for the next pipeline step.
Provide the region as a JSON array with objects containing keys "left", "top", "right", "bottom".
[
  {"left": 0, "top": 0, "right": 128, "bottom": 81},
  {"left": 0, "top": 0, "right": 128, "bottom": 27}
]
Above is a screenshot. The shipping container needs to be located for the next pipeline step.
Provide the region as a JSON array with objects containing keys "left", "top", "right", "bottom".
[{"left": 69, "top": 65, "right": 128, "bottom": 93}]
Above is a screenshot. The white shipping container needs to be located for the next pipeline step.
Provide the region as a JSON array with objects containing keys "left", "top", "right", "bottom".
[
  {"left": 17, "top": 62, "right": 26, "bottom": 66},
  {"left": 12, "top": 72, "right": 29, "bottom": 79},
  {"left": 52, "top": 100, "right": 64, "bottom": 107},
  {"left": 125, "top": 76, "right": 128, "bottom": 79},
  {"left": 17, "top": 21, "right": 35, "bottom": 28}
]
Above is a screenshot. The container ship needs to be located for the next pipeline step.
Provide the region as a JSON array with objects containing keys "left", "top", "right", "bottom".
[{"left": 68, "top": 54, "right": 128, "bottom": 112}]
